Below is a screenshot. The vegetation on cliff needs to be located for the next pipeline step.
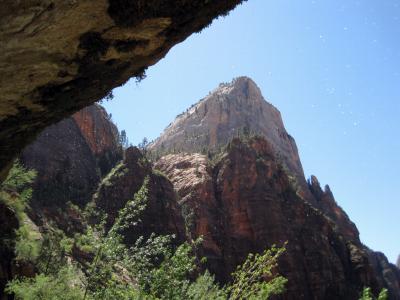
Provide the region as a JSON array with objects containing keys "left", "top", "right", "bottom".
[{"left": 2, "top": 161, "right": 287, "bottom": 300}]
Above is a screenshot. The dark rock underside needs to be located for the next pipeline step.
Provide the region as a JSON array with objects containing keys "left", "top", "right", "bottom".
[{"left": 0, "top": 0, "right": 245, "bottom": 181}]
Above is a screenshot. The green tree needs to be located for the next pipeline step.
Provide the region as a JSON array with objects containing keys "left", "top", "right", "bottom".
[
  {"left": 225, "top": 244, "right": 287, "bottom": 300},
  {"left": 359, "top": 287, "right": 388, "bottom": 300},
  {"left": 6, "top": 266, "right": 83, "bottom": 300},
  {"left": 0, "top": 160, "right": 36, "bottom": 220},
  {"left": 6, "top": 171, "right": 288, "bottom": 300},
  {"left": 119, "top": 130, "right": 130, "bottom": 149}
]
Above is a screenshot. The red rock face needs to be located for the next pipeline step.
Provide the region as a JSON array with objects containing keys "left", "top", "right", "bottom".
[
  {"left": 155, "top": 137, "right": 400, "bottom": 299},
  {"left": 150, "top": 77, "right": 319, "bottom": 207},
  {"left": 368, "top": 251, "right": 400, "bottom": 297},
  {"left": 11, "top": 77, "right": 400, "bottom": 299},
  {"left": 93, "top": 147, "right": 186, "bottom": 245},
  {"left": 72, "top": 105, "right": 122, "bottom": 176},
  {"left": 20, "top": 104, "right": 122, "bottom": 222},
  {"left": 308, "top": 175, "right": 359, "bottom": 241},
  {"left": 155, "top": 153, "right": 223, "bottom": 260},
  {"left": 151, "top": 77, "right": 400, "bottom": 299}
]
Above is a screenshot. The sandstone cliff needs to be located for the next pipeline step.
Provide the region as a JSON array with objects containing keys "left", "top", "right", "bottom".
[
  {"left": 155, "top": 137, "right": 398, "bottom": 299},
  {"left": 150, "top": 77, "right": 304, "bottom": 184},
  {"left": 150, "top": 77, "right": 358, "bottom": 229},
  {"left": 0, "top": 0, "right": 246, "bottom": 181},
  {"left": 6, "top": 77, "right": 399, "bottom": 299},
  {"left": 20, "top": 104, "right": 122, "bottom": 231},
  {"left": 151, "top": 77, "right": 400, "bottom": 299},
  {"left": 92, "top": 146, "right": 186, "bottom": 245}
]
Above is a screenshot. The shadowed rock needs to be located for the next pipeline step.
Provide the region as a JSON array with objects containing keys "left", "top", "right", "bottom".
[{"left": 20, "top": 104, "right": 122, "bottom": 232}]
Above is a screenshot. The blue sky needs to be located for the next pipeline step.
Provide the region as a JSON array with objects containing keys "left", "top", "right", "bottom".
[{"left": 104, "top": 0, "right": 400, "bottom": 263}]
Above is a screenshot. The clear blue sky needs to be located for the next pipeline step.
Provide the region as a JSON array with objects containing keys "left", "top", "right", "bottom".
[{"left": 104, "top": 0, "right": 400, "bottom": 263}]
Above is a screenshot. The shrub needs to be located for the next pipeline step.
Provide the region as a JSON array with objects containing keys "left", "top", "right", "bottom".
[{"left": 226, "top": 244, "right": 287, "bottom": 300}]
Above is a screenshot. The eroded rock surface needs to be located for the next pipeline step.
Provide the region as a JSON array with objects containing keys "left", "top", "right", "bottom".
[
  {"left": 368, "top": 251, "right": 400, "bottom": 298},
  {"left": 0, "top": 0, "right": 245, "bottom": 180},
  {"left": 155, "top": 137, "right": 397, "bottom": 299},
  {"left": 20, "top": 104, "right": 122, "bottom": 231},
  {"left": 152, "top": 78, "right": 400, "bottom": 299},
  {"left": 6, "top": 76, "right": 399, "bottom": 298},
  {"left": 150, "top": 77, "right": 304, "bottom": 183},
  {"left": 93, "top": 146, "right": 185, "bottom": 245},
  {"left": 308, "top": 175, "right": 359, "bottom": 241}
]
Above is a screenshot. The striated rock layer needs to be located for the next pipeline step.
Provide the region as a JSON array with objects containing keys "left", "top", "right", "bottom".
[
  {"left": 150, "top": 77, "right": 358, "bottom": 232},
  {"left": 0, "top": 0, "right": 246, "bottom": 181},
  {"left": 155, "top": 137, "right": 400, "bottom": 299},
  {"left": 7, "top": 77, "right": 399, "bottom": 298},
  {"left": 150, "top": 77, "right": 303, "bottom": 181},
  {"left": 152, "top": 77, "right": 400, "bottom": 299}
]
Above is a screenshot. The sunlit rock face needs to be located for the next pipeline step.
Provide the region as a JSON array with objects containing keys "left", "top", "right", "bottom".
[
  {"left": 153, "top": 78, "right": 400, "bottom": 299},
  {"left": 155, "top": 137, "right": 389, "bottom": 299},
  {"left": 7, "top": 74, "right": 400, "bottom": 298},
  {"left": 150, "top": 76, "right": 359, "bottom": 238},
  {"left": 0, "top": 0, "right": 245, "bottom": 181},
  {"left": 150, "top": 77, "right": 305, "bottom": 187},
  {"left": 20, "top": 104, "right": 122, "bottom": 230}
]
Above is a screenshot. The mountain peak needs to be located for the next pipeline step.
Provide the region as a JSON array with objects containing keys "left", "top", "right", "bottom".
[
  {"left": 210, "top": 76, "right": 264, "bottom": 104},
  {"left": 150, "top": 77, "right": 305, "bottom": 181}
]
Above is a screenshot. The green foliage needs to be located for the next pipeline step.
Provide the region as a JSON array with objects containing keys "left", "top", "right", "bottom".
[
  {"left": 6, "top": 172, "right": 287, "bottom": 300},
  {"left": 0, "top": 160, "right": 41, "bottom": 263},
  {"left": 0, "top": 160, "right": 36, "bottom": 220},
  {"left": 147, "top": 242, "right": 196, "bottom": 299},
  {"left": 14, "top": 223, "right": 41, "bottom": 262},
  {"left": 6, "top": 266, "right": 83, "bottom": 300},
  {"left": 118, "top": 129, "right": 130, "bottom": 149},
  {"left": 2, "top": 160, "right": 36, "bottom": 193},
  {"left": 226, "top": 244, "right": 287, "bottom": 300},
  {"left": 111, "top": 176, "right": 149, "bottom": 233},
  {"left": 37, "top": 227, "right": 74, "bottom": 274},
  {"left": 378, "top": 289, "right": 389, "bottom": 300},
  {"left": 359, "top": 287, "right": 388, "bottom": 300},
  {"left": 187, "top": 271, "right": 227, "bottom": 300}
]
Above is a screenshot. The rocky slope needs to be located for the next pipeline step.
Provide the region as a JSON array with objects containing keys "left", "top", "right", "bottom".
[
  {"left": 2, "top": 77, "right": 399, "bottom": 299},
  {"left": 150, "top": 77, "right": 359, "bottom": 234},
  {"left": 367, "top": 251, "right": 400, "bottom": 298},
  {"left": 0, "top": 104, "right": 184, "bottom": 298},
  {"left": 151, "top": 77, "right": 400, "bottom": 299},
  {"left": 20, "top": 104, "right": 122, "bottom": 231},
  {"left": 92, "top": 146, "right": 186, "bottom": 245},
  {"left": 0, "top": 0, "right": 246, "bottom": 182},
  {"left": 150, "top": 77, "right": 304, "bottom": 183},
  {"left": 155, "top": 137, "right": 399, "bottom": 299}
]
